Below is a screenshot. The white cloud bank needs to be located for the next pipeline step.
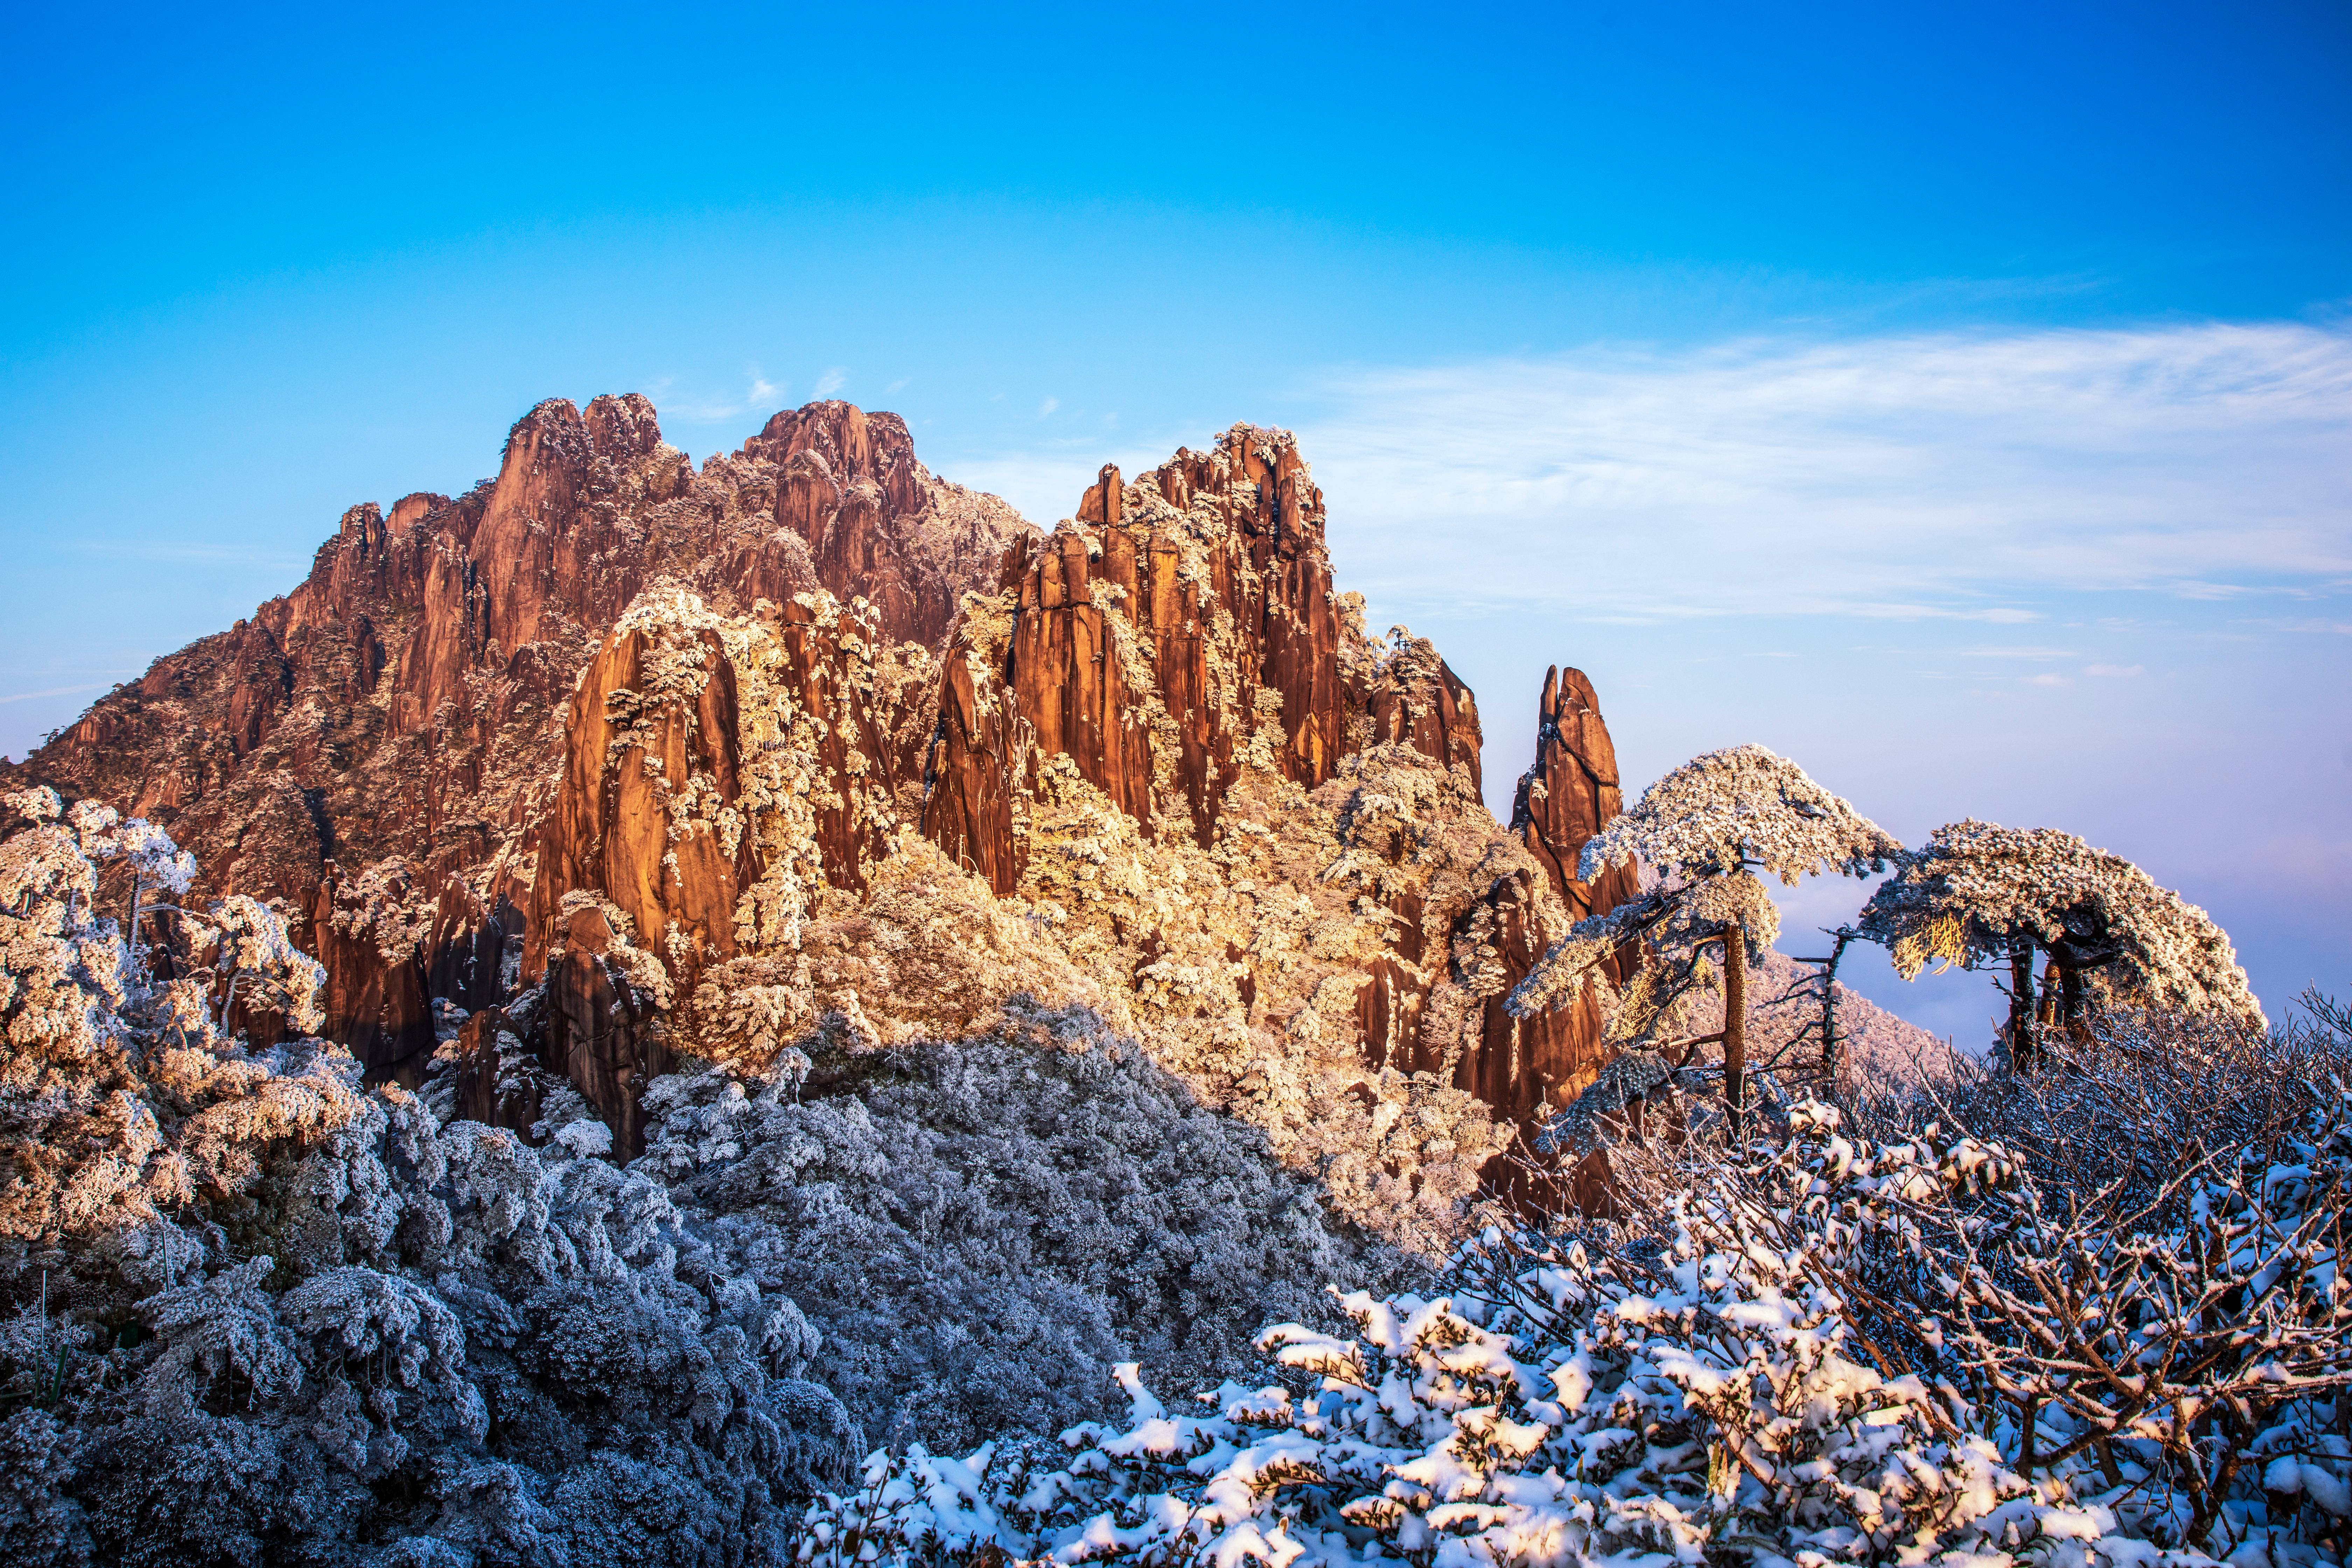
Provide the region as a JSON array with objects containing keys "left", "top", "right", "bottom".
[{"left": 1298, "top": 321, "right": 2352, "bottom": 622}]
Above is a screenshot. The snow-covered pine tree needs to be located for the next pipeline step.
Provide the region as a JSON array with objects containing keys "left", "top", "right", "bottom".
[
  {"left": 1859, "top": 818, "right": 2260, "bottom": 1063},
  {"left": 1508, "top": 744, "right": 1899, "bottom": 1134}
]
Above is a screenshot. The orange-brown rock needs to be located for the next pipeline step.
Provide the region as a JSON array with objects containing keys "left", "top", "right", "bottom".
[
  {"left": 1460, "top": 868, "right": 1612, "bottom": 1128},
  {"left": 525, "top": 623, "right": 751, "bottom": 982},
  {"left": 1512, "top": 665, "right": 1639, "bottom": 926},
  {"left": 744, "top": 402, "right": 1021, "bottom": 650},
  {"left": 306, "top": 873, "right": 434, "bottom": 1078},
  {"left": 1396, "top": 666, "right": 1646, "bottom": 1132},
  {"left": 12, "top": 397, "right": 1661, "bottom": 1199},
  {"left": 513, "top": 587, "right": 939, "bottom": 1144},
  {"left": 924, "top": 430, "right": 1482, "bottom": 894},
  {"left": 911, "top": 431, "right": 1633, "bottom": 1146},
  {"left": 533, "top": 423, "right": 1633, "bottom": 1154},
  {"left": 543, "top": 904, "right": 668, "bottom": 1155},
  {"left": 8, "top": 397, "right": 1027, "bottom": 1075}
]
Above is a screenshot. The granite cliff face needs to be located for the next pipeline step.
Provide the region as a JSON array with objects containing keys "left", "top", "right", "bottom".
[
  {"left": 912, "top": 430, "right": 1599, "bottom": 1134},
  {"left": 925, "top": 438, "right": 1480, "bottom": 892},
  {"left": 10, "top": 400, "right": 1633, "bottom": 1246},
  {"left": 16, "top": 397, "right": 1023, "bottom": 1087}
]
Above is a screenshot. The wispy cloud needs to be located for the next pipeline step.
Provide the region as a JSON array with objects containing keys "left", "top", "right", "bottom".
[
  {"left": 0, "top": 682, "right": 105, "bottom": 705},
  {"left": 67, "top": 540, "right": 304, "bottom": 570},
  {"left": 1039, "top": 396, "right": 1059, "bottom": 417},
  {"left": 815, "top": 368, "right": 846, "bottom": 397},
  {"left": 938, "top": 436, "right": 1184, "bottom": 527},
  {"left": 1295, "top": 322, "right": 2352, "bottom": 622},
  {"left": 649, "top": 369, "right": 791, "bottom": 424}
]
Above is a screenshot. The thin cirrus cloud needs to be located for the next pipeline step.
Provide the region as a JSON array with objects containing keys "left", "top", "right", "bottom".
[
  {"left": 934, "top": 320, "right": 2348, "bottom": 1026},
  {"left": 0, "top": 682, "right": 106, "bottom": 706},
  {"left": 1296, "top": 321, "right": 2352, "bottom": 623},
  {"left": 636, "top": 372, "right": 787, "bottom": 425}
]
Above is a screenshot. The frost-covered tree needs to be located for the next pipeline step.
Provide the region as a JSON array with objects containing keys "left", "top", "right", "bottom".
[
  {"left": 1860, "top": 819, "right": 2261, "bottom": 1062},
  {"left": 35, "top": 796, "right": 199, "bottom": 984},
  {"left": 1509, "top": 744, "right": 1898, "bottom": 1129},
  {"left": 2, "top": 788, "right": 128, "bottom": 1070},
  {"left": 1, "top": 785, "right": 363, "bottom": 1246},
  {"left": 194, "top": 893, "right": 327, "bottom": 1039}
]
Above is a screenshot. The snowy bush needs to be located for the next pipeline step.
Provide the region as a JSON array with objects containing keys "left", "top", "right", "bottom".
[
  {"left": 637, "top": 1003, "right": 1400, "bottom": 1453},
  {"left": 813, "top": 1053, "right": 2352, "bottom": 1568},
  {"left": 1, "top": 785, "right": 369, "bottom": 1248},
  {"left": 7, "top": 761, "right": 2319, "bottom": 1567}
]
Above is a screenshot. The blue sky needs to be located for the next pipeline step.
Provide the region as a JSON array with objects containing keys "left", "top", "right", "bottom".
[{"left": 3, "top": 1, "right": 2345, "bottom": 1037}]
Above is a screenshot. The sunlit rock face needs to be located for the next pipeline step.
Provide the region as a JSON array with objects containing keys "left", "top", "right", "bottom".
[
  {"left": 925, "top": 431, "right": 1484, "bottom": 890},
  {"left": 7, "top": 396, "right": 1025, "bottom": 1085},
  {"left": 8, "top": 399, "right": 1646, "bottom": 1241}
]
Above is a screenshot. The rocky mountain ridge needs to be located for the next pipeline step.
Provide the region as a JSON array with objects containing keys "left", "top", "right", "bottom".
[
  {"left": 7, "top": 394, "right": 1885, "bottom": 1247},
  {"left": 15, "top": 397, "right": 1023, "bottom": 1077}
]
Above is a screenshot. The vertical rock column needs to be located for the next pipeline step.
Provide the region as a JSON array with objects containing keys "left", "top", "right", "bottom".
[
  {"left": 1470, "top": 666, "right": 1643, "bottom": 1126},
  {"left": 923, "top": 426, "right": 1426, "bottom": 892},
  {"left": 1512, "top": 666, "right": 1640, "bottom": 932}
]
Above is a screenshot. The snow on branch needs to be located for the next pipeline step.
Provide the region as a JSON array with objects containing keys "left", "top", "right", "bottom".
[
  {"left": 1861, "top": 819, "right": 2261, "bottom": 1025},
  {"left": 1579, "top": 742, "right": 1900, "bottom": 886},
  {"left": 812, "top": 1081, "right": 2352, "bottom": 1567}
]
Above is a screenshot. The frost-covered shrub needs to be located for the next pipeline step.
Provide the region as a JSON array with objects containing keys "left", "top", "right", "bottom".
[
  {"left": 1848, "top": 993, "right": 2345, "bottom": 1230},
  {"left": 1, "top": 1026, "right": 1380, "bottom": 1564},
  {"left": 200, "top": 892, "right": 329, "bottom": 1037},
  {"left": 818, "top": 1068, "right": 2352, "bottom": 1568},
  {"left": 690, "top": 734, "right": 1520, "bottom": 1261},
  {"left": 1, "top": 1085, "right": 869, "bottom": 1564},
  {"left": 0, "top": 799, "right": 864, "bottom": 1563},
  {"left": 1, "top": 786, "right": 372, "bottom": 1250},
  {"left": 642, "top": 1003, "right": 1400, "bottom": 1453}
]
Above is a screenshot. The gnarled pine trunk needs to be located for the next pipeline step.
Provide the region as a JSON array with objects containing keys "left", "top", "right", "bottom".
[
  {"left": 1722, "top": 929, "right": 1746, "bottom": 1134},
  {"left": 2008, "top": 938, "right": 2038, "bottom": 1069},
  {"left": 2059, "top": 959, "right": 2091, "bottom": 1046}
]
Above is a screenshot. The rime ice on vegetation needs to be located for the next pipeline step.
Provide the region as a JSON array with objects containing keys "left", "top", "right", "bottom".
[
  {"left": 1862, "top": 818, "right": 2262, "bottom": 1025},
  {"left": 0, "top": 396, "right": 2290, "bottom": 1567},
  {"left": 1576, "top": 742, "right": 1900, "bottom": 887},
  {"left": 0, "top": 792, "right": 1405, "bottom": 1565},
  {"left": 2, "top": 789, "right": 360, "bottom": 1245},
  {"left": 3, "top": 405, "right": 1619, "bottom": 1249},
  {"left": 502, "top": 421, "right": 1613, "bottom": 1247},
  {"left": 4, "top": 397, "right": 1033, "bottom": 1092},
  {"left": 1511, "top": 746, "right": 1898, "bottom": 1056},
  {"left": 815, "top": 1083, "right": 2352, "bottom": 1568}
]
